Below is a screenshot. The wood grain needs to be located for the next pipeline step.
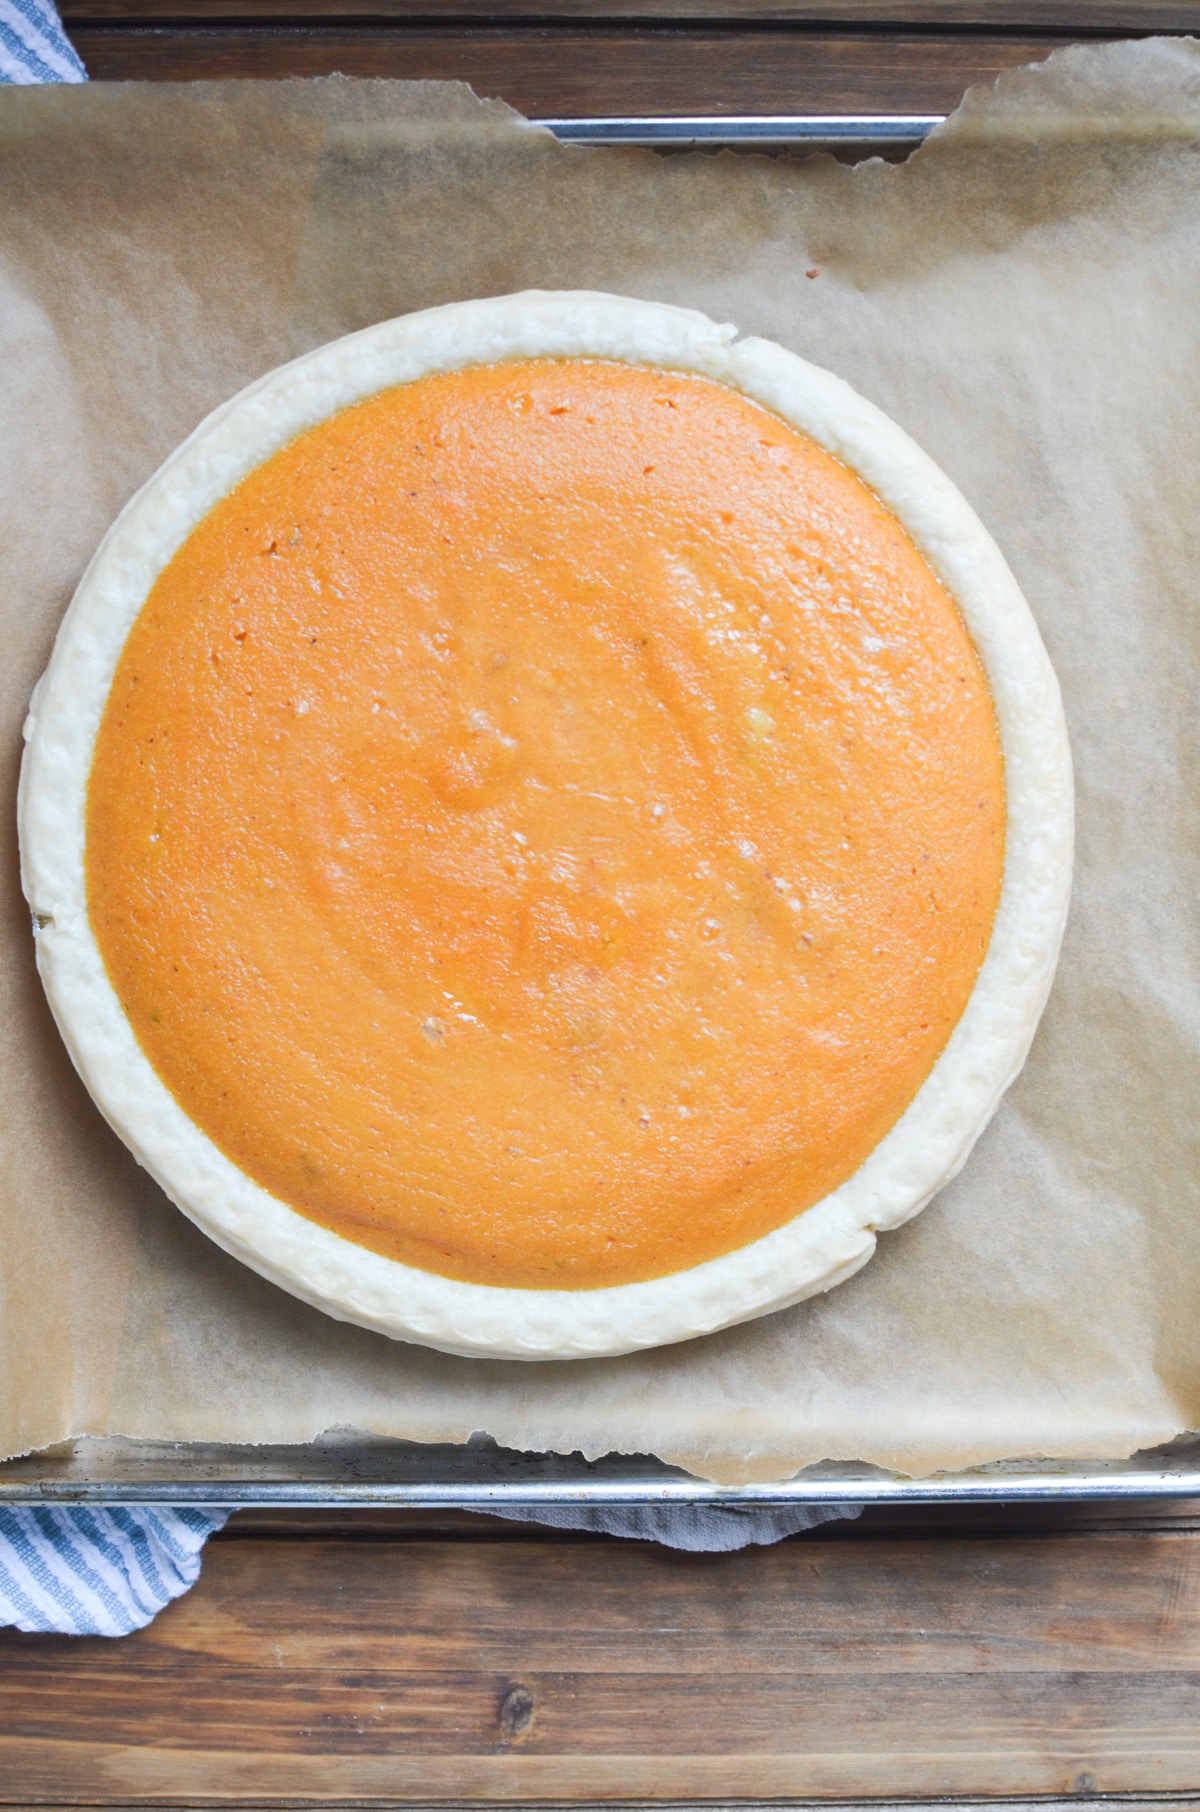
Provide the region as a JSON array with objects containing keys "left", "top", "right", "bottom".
[
  {"left": 6, "top": 1524, "right": 1200, "bottom": 1801},
  {"left": 6, "top": 1803, "right": 1200, "bottom": 1812},
  {"left": 4, "top": 1803, "right": 1200, "bottom": 1812},
  {"left": 66, "top": 24, "right": 1074, "bottom": 103},
  {"left": 55, "top": 0, "right": 1200, "bottom": 28}
]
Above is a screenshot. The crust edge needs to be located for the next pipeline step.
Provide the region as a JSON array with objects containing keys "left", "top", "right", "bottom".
[{"left": 18, "top": 290, "right": 1074, "bottom": 1360}]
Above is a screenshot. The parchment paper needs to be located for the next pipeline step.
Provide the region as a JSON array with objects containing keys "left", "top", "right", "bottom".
[{"left": 3, "top": 39, "right": 1199, "bottom": 1483}]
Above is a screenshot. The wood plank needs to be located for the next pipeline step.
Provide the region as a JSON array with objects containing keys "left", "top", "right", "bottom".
[
  {"left": 5, "top": 1529, "right": 1200, "bottom": 1801},
  {"left": 12, "top": 1659, "right": 1198, "bottom": 1745},
  {"left": 50, "top": 1531, "right": 1200, "bottom": 1674},
  {"left": 4, "top": 1724, "right": 1200, "bottom": 1800},
  {"left": 8, "top": 1803, "right": 1200, "bottom": 1812},
  {"left": 5, "top": 1741, "right": 1200, "bottom": 1802},
  {"left": 5, "top": 1727, "right": 1200, "bottom": 1800},
  {"left": 55, "top": 0, "right": 1200, "bottom": 28},
  {"left": 65, "top": 24, "right": 1075, "bottom": 105}
]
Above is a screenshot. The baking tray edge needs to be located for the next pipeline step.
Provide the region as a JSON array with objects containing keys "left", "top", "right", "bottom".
[
  {"left": 541, "top": 114, "right": 944, "bottom": 151},
  {"left": 7, "top": 103, "right": 1184, "bottom": 1510},
  {"left": 4, "top": 1434, "right": 1200, "bottom": 1506}
]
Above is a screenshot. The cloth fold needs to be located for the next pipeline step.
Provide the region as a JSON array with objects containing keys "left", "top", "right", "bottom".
[
  {"left": 485, "top": 1499, "right": 862, "bottom": 1551},
  {"left": 0, "top": 0, "right": 86, "bottom": 84},
  {"left": 0, "top": 1506, "right": 229, "bottom": 1635}
]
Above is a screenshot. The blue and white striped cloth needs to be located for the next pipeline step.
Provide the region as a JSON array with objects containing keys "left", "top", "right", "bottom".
[
  {"left": 487, "top": 1498, "right": 862, "bottom": 1552},
  {"left": 0, "top": 1507, "right": 229, "bottom": 1635},
  {"left": 0, "top": 0, "right": 86, "bottom": 84}
]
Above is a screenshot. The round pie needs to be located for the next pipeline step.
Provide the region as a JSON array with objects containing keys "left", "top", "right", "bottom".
[{"left": 19, "top": 291, "right": 1073, "bottom": 1359}]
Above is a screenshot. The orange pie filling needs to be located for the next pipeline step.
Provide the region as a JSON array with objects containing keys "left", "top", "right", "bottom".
[{"left": 86, "top": 359, "right": 1005, "bottom": 1291}]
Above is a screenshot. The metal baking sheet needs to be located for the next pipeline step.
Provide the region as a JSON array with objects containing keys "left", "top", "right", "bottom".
[
  {"left": 4, "top": 1434, "right": 1200, "bottom": 1508},
  {"left": 541, "top": 115, "right": 944, "bottom": 152},
  {"left": 5, "top": 109, "right": 1188, "bottom": 1516}
]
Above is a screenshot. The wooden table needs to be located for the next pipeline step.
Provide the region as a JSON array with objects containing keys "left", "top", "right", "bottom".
[
  {"left": 6, "top": 1497, "right": 1200, "bottom": 1801},
  {"left": 53, "top": 0, "right": 1200, "bottom": 112},
  {"left": 8, "top": 4, "right": 1200, "bottom": 1803}
]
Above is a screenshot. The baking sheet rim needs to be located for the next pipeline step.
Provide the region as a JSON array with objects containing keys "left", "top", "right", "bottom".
[
  {"left": 10, "top": 98, "right": 1192, "bottom": 1511},
  {"left": 5, "top": 1435, "right": 1200, "bottom": 1506}
]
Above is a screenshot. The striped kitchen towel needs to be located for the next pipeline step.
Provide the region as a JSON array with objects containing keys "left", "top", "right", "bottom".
[
  {"left": 0, "top": 0, "right": 86, "bottom": 83},
  {"left": 0, "top": 1506, "right": 229, "bottom": 1636},
  {"left": 487, "top": 1498, "right": 863, "bottom": 1551}
]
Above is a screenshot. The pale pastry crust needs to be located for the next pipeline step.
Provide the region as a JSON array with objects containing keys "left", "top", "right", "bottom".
[{"left": 18, "top": 292, "right": 1074, "bottom": 1360}]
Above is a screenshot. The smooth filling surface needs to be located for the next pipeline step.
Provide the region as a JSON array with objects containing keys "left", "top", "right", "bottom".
[{"left": 86, "top": 358, "right": 1005, "bottom": 1290}]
